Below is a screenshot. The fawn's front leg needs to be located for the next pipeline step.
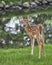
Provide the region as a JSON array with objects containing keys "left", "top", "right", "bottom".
[{"left": 30, "top": 37, "right": 34, "bottom": 55}]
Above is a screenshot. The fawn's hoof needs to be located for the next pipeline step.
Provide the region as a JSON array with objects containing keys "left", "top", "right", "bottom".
[
  {"left": 44, "top": 54, "right": 46, "bottom": 58},
  {"left": 38, "top": 56, "right": 41, "bottom": 59},
  {"left": 31, "top": 53, "right": 33, "bottom": 56}
]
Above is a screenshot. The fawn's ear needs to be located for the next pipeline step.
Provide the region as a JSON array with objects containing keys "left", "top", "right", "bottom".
[
  {"left": 19, "top": 16, "right": 23, "bottom": 22},
  {"left": 27, "top": 16, "right": 32, "bottom": 22}
]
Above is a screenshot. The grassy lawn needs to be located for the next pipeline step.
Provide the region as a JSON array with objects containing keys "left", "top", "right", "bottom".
[{"left": 0, "top": 44, "right": 52, "bottom": 65}]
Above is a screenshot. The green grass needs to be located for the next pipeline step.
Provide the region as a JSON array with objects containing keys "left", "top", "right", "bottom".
[{"left": 0, "top": 44, "right": 52, "bottom": 65}]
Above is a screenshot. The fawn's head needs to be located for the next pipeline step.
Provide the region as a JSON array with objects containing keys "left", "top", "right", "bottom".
[{"left": 19, "top": 16, "right": 32, "bottom": 26}]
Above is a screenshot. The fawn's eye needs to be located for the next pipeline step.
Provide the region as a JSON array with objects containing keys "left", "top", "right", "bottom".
[{"left": 24, "top": 25, "right": 26, "bottom": 27}]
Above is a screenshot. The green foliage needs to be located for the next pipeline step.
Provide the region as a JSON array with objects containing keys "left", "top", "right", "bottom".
[
  {"left": 0, "top": 44, "right": 52, "bottom": 65},
  {"left": 1, "top": 7, "right": 52, "bottom": 18},
  {"left": 0, "top": 31, "right": 26, "bottom": 48}
]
